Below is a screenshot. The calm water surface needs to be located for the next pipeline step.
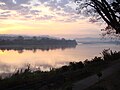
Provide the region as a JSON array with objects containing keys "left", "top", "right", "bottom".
[{"left": 0, "top": 43, "right": 119, "bottom": 75}]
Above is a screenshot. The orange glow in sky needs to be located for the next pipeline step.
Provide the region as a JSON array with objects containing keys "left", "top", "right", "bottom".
[{"left": 0, "top": 0, "right": 103, "bottom": 38}]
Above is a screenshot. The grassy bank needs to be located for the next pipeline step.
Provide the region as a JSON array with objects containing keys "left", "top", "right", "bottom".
[{"left": 0, "top": 49, "right": 120, "bottom": 90}]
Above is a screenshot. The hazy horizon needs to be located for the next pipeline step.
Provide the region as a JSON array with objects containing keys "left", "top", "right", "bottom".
[{"left": 0, "top": 33, "right": 102, "bottom": 39}]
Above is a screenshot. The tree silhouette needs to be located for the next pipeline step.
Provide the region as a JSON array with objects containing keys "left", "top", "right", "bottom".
[{"left": 75, "top": 0, "right": 120, "bottom": 35}]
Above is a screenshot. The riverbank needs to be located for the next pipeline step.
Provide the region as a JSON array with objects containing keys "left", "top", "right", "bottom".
[
  {"left": 0, "top": 50, "right": 120, "bottom": 90},
  {"left": 84, "top": 67, "right": 120, "bottom": 90},
  {"left": 73, "top": 59, "right": 120, "bottom": 90}
]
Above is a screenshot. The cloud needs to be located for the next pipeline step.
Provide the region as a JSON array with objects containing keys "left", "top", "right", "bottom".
[
  {"left": 0, "top": 11, "right": 10, "bottom": 14},
  {"left": 15, "top": 0, "right": 30, "bottom": 5},
  {"left": 0, "top": 0, "right": 31, "bottom": 17},
  {"left": 0, "top": 0, "right": 19, "bottom": 10},
  {"left": 36, "top": 15, "right": 54, "bottom": 20},
  {"left": 30, "top": 10, "right": 41, "bottom": 15},
  {"left": 0, "top": 14, "right": 11, "bottom": 17},
  {"left": 37, "top": 0, "right": 80, "bottom": 22},
  {"left": 38, "top": 0, "right": 69, "bottom": 11},
  {"left": 17, "top": 6, "right": 31, "bottom": 15},
  {"left": 38, "top": 0, "right": 50, "bottom": 4},
  {"left": 0, "top": 0, "right": 31, "bottom": 12},
  {"left": 0, "top": 11, "right": 11, "bottom": 19},
  {"left": 0, "top": 0, "right": 30, "bottom": 6},
  {"left": 24, "top": 15, "right": 32, "bottom": 18},
  {"left": 0, "top": 0, "right": 80, "bottom": 22}
]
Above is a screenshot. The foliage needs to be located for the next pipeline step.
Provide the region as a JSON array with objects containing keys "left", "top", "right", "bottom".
[
  {"left": 0, "top": 36, "right": 77, "bottom": 46},
  {"left": 75, "top": 0, "right": 120, "bottom": 37}
]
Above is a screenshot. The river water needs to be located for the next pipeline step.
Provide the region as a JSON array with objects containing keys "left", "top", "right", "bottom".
[{"left": 0, "top": 43, "right": 119, "bottom": 76}]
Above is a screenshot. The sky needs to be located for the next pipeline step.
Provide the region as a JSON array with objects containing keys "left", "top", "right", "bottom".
[{"left": 0, "top": 0, "right": 104, "bottom": 38}]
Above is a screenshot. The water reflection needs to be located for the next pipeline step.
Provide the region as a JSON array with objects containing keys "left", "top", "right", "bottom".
[
  {"left": 0, "top": 43, "right": 119, "bottom": 77},
  {"left": 0, "top": 60, "right": 70, "bottom": 78},
  {"left": 0, "top": 62, "right": 12, "bottom": 73},
  {"left": 0, "top": 45, "right": 76, "bottom": 53}
]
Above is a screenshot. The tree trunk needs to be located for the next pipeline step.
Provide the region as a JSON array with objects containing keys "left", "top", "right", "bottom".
[{"left": 91, "top": 0, "right": 120, "bottom": 34}]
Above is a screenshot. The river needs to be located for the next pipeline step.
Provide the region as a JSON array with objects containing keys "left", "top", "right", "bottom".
[{"left": 0, "top": 43, "right": 119, "bottom": 76}]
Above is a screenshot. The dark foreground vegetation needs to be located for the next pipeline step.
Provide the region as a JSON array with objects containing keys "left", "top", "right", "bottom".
[{"left": 0, "top": 49, "right": 120, "bottom": 90}]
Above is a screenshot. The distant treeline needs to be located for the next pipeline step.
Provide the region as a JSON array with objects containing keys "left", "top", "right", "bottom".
[{"left": 0, "top": 36, "right": 77, "bottom": 46}]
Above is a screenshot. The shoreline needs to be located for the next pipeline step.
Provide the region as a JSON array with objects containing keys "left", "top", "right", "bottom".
[{"left": 0, "top": 50, "right": 119, "bottom": 90}]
